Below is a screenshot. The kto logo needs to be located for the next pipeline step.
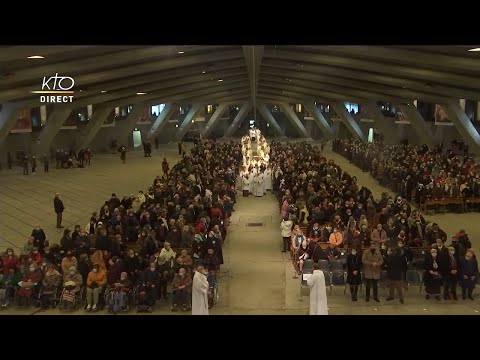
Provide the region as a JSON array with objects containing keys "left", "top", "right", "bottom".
[{"left": 31, "top": 73, "right": 75, "bottom": 103}]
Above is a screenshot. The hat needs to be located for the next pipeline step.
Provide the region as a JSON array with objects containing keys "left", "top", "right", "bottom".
[
  {"left": 65, "top": 281, "right": 76, "bottom": 287},
  {"left": 69, "top": 266, "right": 76, "bottom": 272}
]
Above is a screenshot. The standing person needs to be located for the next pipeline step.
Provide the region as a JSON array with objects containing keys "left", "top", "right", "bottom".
[
  {"left": 280, "top": 216, "right": 293, "bottom": 253},
  {"left": 154, "top": 137, "right": 159, "bottom": 149},
  {"left": 119, "top": 145, "right": 126, "bottom": 164},
  {"left": 22, "top": 154, "right": 29, "bottom": 175},
  {"left": 181, "top": 142, "right": 186, "bottom": 156},
  {"left": 192, "top": 266, "right": 209, "bottom": 315},
  {"left": 31, "top": 156, "right": 36, "bottom": 174},
  {"left": 178, "top": 141, "right": 182, "bottom": 155},
  {"left": 54, "top": 193, "right": 65, "bottom": 229},
  {"left": 442, "top": 246, "right": 459, "bottom": 300},
  {"left": 162, "top": 158, "right": 169, "bottom": 175},
  {"left": 307, "top": 263, "right": 328, "bottom": 315},
  {"left": 346, "top": 248, "right": 362, "bottom": 301},
  {"left": 362, "top": 242, "right": 383, "bottom": 302},
  {"left": 43, "top": 154, "right": 49, "bottom": 173},
  {"left": 460, "top": 250, "right": 478, "bottom": 300},
  {"left": 385, "top": 247, "right": 405, "bottom": 304},
  {"left": 424, "top": 248, "right": 443, "bottom": 300}
]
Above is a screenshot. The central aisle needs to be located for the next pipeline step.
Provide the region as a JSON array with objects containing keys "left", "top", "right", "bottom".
[{"left": 223, "top": 192, "right": 289, "bottom": 314}]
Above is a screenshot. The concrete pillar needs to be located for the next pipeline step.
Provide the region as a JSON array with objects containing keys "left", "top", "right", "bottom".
[
  {"left": 331, "top": 102, "right": 366, "bottom": 142},
  {"left": 147, "top": 103, "right": 175, "bottom": 141},
  {"left": 113, "top": 104, "right": 149, "bottom": 145},
  {"left": 400, "top": 104, "right": 434, "bottom": 146},
  {"left": 440, "top": 102, "right": 480, "bottom": 153},
  {"left": 257, "top": 103, "right": 283, "bottom": 136},
  {"left": 75, "top": 107, "right": 113, "bottom": 151},
  {"left": 0, "top": 103, "right": 24, "bottom": 149},
  {"left": 363, "top": 101, "right": 400, "bottom": 145},
  {"left": 278, "top": 103, "right": 310, "bottom": 138},
  {"left": 202, "top": 104, "right": 229, "bottom": 137},
  {"left": 32, "top": 107, "right": 73, "bottom": 155},
  {"left": 175, "top": 104, "right": 204, "bottom": 141},
  {"left": 224, "top": 103, "right": 252, "bottom": 137},
  {"left": 303, "top": 102, "right": 335, "bottom": 138}
]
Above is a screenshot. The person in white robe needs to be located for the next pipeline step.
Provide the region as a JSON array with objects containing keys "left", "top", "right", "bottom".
[
  {"left": 192, "top": 266, "right": 209, "bottom": 315},
  {"left": 248, "top": 171, "right": 255, "bottom": 194},
  {"left": 254, "top": 173, "right": 264, "bottom": 197},
  {"left": 242, "top": 175, "right": 250, "bottom": 197},
  {"left": 264, "top": 167, "right": 272, "bottom": 191},
  {"left": 307, "top": 263, "right": 328, "bottom": 315}
]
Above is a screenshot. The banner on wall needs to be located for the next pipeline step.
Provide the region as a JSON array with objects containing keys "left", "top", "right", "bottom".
[
  {"left": 10, "top": 109, "right": 32, "bottom": 133},
  {"left": 434, "top": 104, "right": 454, "bottom": 126},
  {"left": 136, "top": 107, "right": 151, "bottom": 124}
]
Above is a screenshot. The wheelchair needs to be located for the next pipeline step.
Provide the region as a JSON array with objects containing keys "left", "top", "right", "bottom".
[
  {"left": 207, "top": 272, "right": 219, "bottom": 309},
  {"left": 38, "top": 285, "right": 61, "bottom": 309},
  {"left": 104, "top": 285, "right": 135, "bottom": 314},
  {"left": 14, "top": 283, "right": 42, "bottom": 307},
  {"left": 58, "top": 286, "right": 84, "bottom": 311}
]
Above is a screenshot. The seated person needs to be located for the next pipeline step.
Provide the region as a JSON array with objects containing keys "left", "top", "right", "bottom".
[
  {"left": 0, "top": 267, "right": 21, "bottom": 307},
  {"left": 172, "top": 267, "right": 192, "bottom": 311},
  {"left": 16, "top": 263, "right": 42, "bottom": 306},
  {"left": 60, "top": 267, "right": 83, "bottom": 310},
  {"left": 86, "top": 264, "right": 107, "bottom": 312},
  {"left": 61, "top": 251, "right": 78, "bottom": 280},
  {"left": 202, "top": 249, "right": 219, "bottom": 272},
  {"left": 308, "top": 223, "right": 322, "bottom": 240},
  {"left": 155, "top": 255, "right": 171, "bottom": 300},
  {"left": 160, "top": 242, "right": 177, "bottom": 268},
  {"left": 326, "top": 243, "right": 340, "bottom": 262},
  {"left": 137, "top": 262, "right": 160, "bottom": 310},
  {"left": 31, "top": 247, "right": 42, "bottom": 265},
  {"left": 23, "top": 237, "right": 35, "bottom": 255},
  {"left": 106, "top": 272, "right": 132, "bottom": 313},
  {"left": 295, "top": 240, "right": 309, "bottom": 274},
  {"left": 40, "top": 264, "right": 61, "bottom": 310},
  {"left": 329, "top": 228, "right": 343, "bottom": 247},
  {"left": 176, "top": 250, "right": 193, "bottom": 272}
]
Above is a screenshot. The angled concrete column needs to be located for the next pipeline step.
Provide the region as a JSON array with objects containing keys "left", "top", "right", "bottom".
[
  {"left": 278, "top": 103, "right": 310, "bottom": 138},
  {"left": 400, "top": 104, "right": 434, "bottom": 146},
  {"left": 175, "top": 103, "right": 204, "bottom": 141},
  {"left": 75, "top": 107, "right": 113, "bottom": 151},
  {"left": 147, "top": 103, "right": 175, "bottom": 140},
  {"left": 363, "top": 101, "right": 400, "bottom": 145},
  {"left": 257, "top": 103, "right": 283, "bottom": 136},
  {"left": 224, "top": 102, "right": 252, "bottom": 137},
  {"left": 331, "top": 102, "right": 366, "bottom": 142},
  {"left": 0, "top": 103, "right": 24, "bottom": 148},
  {"left": 303, "top": 102, "right": 335, "bottom": 138},
  {"left": 115, "top": 104, "right": 149, "bottom": 145},
  {"left": 202, "top": 104, "right": 229, "bottom": 137},
  {"left": 440, "top": 102, "right": 480, "bottom": 153},
  {"left": 33, "top": 107, "right": 73, "bottom": 155}
]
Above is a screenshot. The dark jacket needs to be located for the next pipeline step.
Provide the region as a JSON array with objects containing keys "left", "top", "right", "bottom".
[
  {"left": 346, "top": 253, "right": 362, "bottom": 285},
  {"left": 31, "top": 229, "right": 47, "bottom": 252},
  {"left": 54, "top": 197, "right": 64, "bottom": 213},
  {"left": 140, "top": 269, "right": 160, "bottom": 286},
  {"left": 460, "top": 258, "right": 478, "bottom": 289},
  {"left": 307, "top": 241, "right": 323, "bottom": 263},
  {"left": 386, "top": 251, "right": 404, "bottom": 281}
]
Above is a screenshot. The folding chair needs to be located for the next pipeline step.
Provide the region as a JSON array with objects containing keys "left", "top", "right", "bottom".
[{"left": 331, "top": 270, "right": 347, "bottom": 295}]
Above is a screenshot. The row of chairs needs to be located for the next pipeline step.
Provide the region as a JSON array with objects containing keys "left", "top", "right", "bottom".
[{"left": 300, "top": 259, "right": 426, "bottom": 298}]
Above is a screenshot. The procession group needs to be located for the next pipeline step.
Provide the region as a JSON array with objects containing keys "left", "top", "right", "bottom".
[{"left": 239, "top": 128, "right": 273, "bottom": 197}]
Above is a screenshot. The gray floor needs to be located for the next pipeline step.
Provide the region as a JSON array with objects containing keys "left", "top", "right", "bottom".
[{"left": 1, "top": 143, "right": 480, "bottom": 315}]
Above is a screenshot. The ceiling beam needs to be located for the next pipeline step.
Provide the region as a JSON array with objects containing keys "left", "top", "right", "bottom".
[{"left": 242, "top": 46, "right": 264, "bottom": 108}]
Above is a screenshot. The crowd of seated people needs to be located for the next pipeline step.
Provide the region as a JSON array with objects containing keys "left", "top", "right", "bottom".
[
  {"left": 332, "top": 139, "right": 480, "bottom": 209},
  {"left": 272, "top": 140, "right": 478, "bottom": 303},
  {"left": 0, "top": 139, "right": 239, "bottom": 313}
]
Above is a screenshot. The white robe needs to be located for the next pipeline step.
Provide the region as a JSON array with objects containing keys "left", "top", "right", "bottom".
[
  {"left": 242, "top": 177, "right": 250, "bottom": 191},
  {"left": 307, "top": 270, "right": 328, "bottom": 315},
  {"left": 254, "top": 174, "right": 264, "bottom": 197},
  {"left": 192, "top": 272, "right": 209, "bottom": 315},
  {"left": 264, "top": 169, "right": 272, "bottom": 191}
]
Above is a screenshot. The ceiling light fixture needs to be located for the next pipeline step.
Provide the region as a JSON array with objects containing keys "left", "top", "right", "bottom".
[
  {"left": 218, "top": 79, "right": 223, "bottom": 82},
  {"left": 202, "top": 71, "right": 206, "bottom": 74},
  {"left": 137, "top": 92, "right": 147, "bottom": 95},
  {"left": 178, "top": 51, "right": 185, "bottom": 54},
  {"left": 101, "top": 90, "right": 107, "bottom": 93},
  {"left": 27, "top": 55, "right": 44, "bottom": 59},
  {"left": 468, "top": 48, "right": 480, "bottom": 52}
]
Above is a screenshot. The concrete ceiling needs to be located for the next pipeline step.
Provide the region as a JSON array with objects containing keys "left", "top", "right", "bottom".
[{"left": 1, "top": 45, "right": 480, "bottom": 109}]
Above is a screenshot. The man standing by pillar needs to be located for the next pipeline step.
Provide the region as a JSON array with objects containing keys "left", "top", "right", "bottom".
[
  {"left": 43, "top": 154, "right": 49, "bottom": 173},
  {"left": 54, "top": 193, "right": 65, "bottom": 229}
]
